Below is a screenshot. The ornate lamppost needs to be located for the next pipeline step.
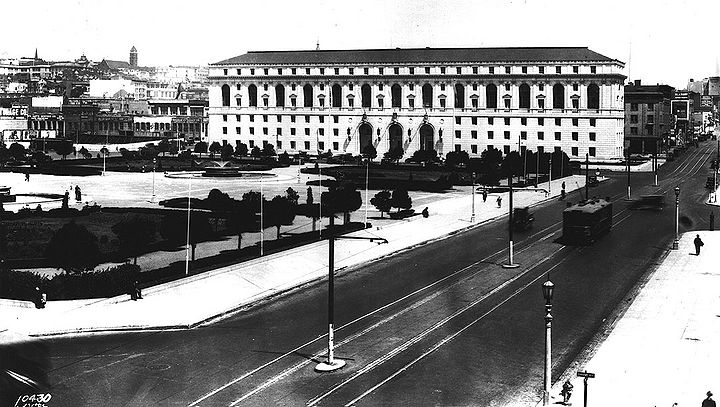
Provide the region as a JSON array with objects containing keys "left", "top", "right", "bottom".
[
  {"left": 542, "top": 276, "right": 555, "bottom": 405},
  {"left": 672, "top": 186, "right": 680, "bottom": 250}
]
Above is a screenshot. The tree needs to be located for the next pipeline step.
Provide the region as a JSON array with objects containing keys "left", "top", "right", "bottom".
[
  {"left": 391, "top": 188, "right": 412, "bottom": 212},
  {"left": 194, "top": 141, "right": 208, "bottom": 158},
  {"left": 55, "top": 140, "right": 74, "bottom": 160},
  {"left": 235, "top": 142, "right": 248, "bottom": 157},
  {"left": 45, "top": 221, "right": 102, "bottom": 274},
  {"left": 220, "top": 144, "right": 234, "bottom": 160},
  {"left": 278, "top": 151, "right": 291, "bottom": 165},
  {"left": 30, "top": 151, "right": 51, "bottom": 166},
  {"left": 265, "top": 195, "right": 296, "bottom": 239},
  {"left": 112, "top": 217, "right": 156, "bottom": 265},
  {"left": 322, "top": 185, "right": 362, "bottom": 224},
  {"left": 78, "top": 146, "right": 91, "bottom": 159},
  {"left": 0, "top": 144, "right": 9, "bottom": 166},
  {"left": 370, "top": 190, "right": 392, "bottom": 218},
  {"left": 410, "top": 148, "right": 438, "bottom": 164},
  {"left": 227, "top": 202, "right": 256, "bottom": 250},
  {"left": 8, "top": 143, "right": 26, "bottom": 161},
  {"left": 159, "top": 212, "right": 212, "bottom": 261},
  {"left": 251, "top": 146, "right": 262, "bottom": 158},
  {"left": 383, "top": 147, "right": 404, "bottom": 163},
  {"left": 306, "top": 187, "right": 314, "bottom": 205},
  {"left": 139, "top": 146, "right": 159, "bottom": 159},
  {"left": 479, "top": 147, "right": 503, "bottom": 186},
  {"left": 157, "top": 139, "right": 171, "bottom": 156},
  {"left": 444, "top": 150, "right": 470, "bottom": 168},
  {"left": 261, "top": 143, "right": 276, "bottom": 158},
  {"left": 285, "top": 187, "right": 300, "bottom": 206},
  {"left": 361, "top": 144, "right": 377, "bottom": 160},
  {"left": 209, "top": 141, "right": 222, "bottom": 158},
  {"left": 501, "top": 151, "right": 523, "bottom": 179}
]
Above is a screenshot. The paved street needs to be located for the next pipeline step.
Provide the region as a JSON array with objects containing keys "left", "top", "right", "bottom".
[{"left": 10, "top": 141, "right": 713, "bottom": 406}]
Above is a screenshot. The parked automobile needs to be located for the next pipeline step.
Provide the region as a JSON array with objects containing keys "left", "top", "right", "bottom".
[{"left": 629, "top": 194, "right": 665, "bottom": 210}]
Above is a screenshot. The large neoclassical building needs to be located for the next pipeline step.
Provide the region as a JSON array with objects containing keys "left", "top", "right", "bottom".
[{"left": 207, "top": 47, "right": 626, "bottom": 160}]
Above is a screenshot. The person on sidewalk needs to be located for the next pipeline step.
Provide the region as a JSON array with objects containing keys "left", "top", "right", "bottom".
[
  {"left": 560, "top": 380, "right": 573, "bottom": 405},
  {"left": 421, "top": 207, "right": 429, "bottom": 218},
  {"left": 34, "top": 286, "right": 46, "bottom": 309},
  {"left": 711, "top": 211, "right": 715, "bottom": 231},
  {"left": 702, "top": 391, "right": 716, "bottom": 407},
  {"left": 694, "top": 234, "right": 705, "bottom": 255},
  {"left": 482, "top": 189, "right": 488, "bottom": 203},
  {"left": 496, "top": 195, "right": 502, "bottom": 208},
  {"left": 130, "top": 280, "right": 142, "bottom": 300}
]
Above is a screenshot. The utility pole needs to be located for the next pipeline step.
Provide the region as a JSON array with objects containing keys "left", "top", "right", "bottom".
[
  {"left": 626, "top": 149, "right": 631, "bottom": 199},
  {"left": 503, "top": 173, "right": 519, "bottom": 269},
  {"left": 471, "top": 172, "right": 476, "bottom": 223},
  {"left": 585, "top": 153, "right": 589, "bottom": 200}
]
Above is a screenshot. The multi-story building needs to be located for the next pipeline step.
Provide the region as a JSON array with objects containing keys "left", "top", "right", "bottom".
[
  {"left": 207, "top": 47, "right": 626, "bottom": 160},
  {"left": 624, "top": 80, "right": 674, "bottom": 154}
]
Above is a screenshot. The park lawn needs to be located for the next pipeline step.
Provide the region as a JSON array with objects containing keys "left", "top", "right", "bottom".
[{"left": 3, "top": 211, "right": 163, "bottom": 261}]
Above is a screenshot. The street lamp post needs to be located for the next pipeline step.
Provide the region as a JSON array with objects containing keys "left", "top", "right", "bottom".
[
  {"left": 672, "top": 186, "right": 680, "bottom": 250},
  {"left": 471, "top": 172, "right": 476, "bottom": 223},
  {"left": 185, "top": 175, "right": 192, "bottom": 275},
  {"left": 542, "top": 276, "right": 555, "bottom": 406},
  {"left": 102, "top": 145, "right": 106, "bottom": 176},
  {"left": 151, "top": 157, "right": 156, "bottom": 202},
  {"left": 502, "top": 173, "right": 519, "bottom": 268}
]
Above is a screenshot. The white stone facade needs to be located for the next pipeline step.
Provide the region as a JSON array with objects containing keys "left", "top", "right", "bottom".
[{"left": 207, "top": 48, "right": 626, "bottom": 160}]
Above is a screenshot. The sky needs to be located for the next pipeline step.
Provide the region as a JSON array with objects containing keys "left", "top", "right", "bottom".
[{"left": 3, "top": 0, "right": 719, "bottom": 89}]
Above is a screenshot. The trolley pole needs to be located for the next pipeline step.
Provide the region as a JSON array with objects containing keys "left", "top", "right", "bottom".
[
  {"left": 626, "top": 149, "right": 631, "bottom": 199},
  {"left": 503, "top": 173, "right": 519, "bottom": 269},
  {"left": 471, "top": 172, "right": 476, "bottom": 223},
  {"left": 585, "top": 153, "right": 589, "bottom": 201}
]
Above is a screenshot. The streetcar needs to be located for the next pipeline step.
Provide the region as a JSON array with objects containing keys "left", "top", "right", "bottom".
[{"left": 562, "top": 198, "right": 613, "bottom": 244}]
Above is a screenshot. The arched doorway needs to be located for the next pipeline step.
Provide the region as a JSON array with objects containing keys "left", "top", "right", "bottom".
[
  {"left": 422, "top": 84, "right": 433, "bottom": 108},
  {"left": 519, "top": 83, "right": 530, "bottom": 109},
  {"left": 389, "top": 123, "right": 403, "bottom": 151},
  {"left": 359, "top": 123, "right": 373, "bottom": 152},
  {"left": 221, "top": 84, "right": 230, "bottom": 106},
  {"left": 391, "top": 84, "right": 402, "bottom": 108},
  {"left": 419, "top": 124, "right": 434, "bottom": 151},
  {"left": 361, "top": 84, "right": 372, "bottom": 108},
  {"left": 332, "top": 84, "right": 342, "bottom": 107},
  {"left": 303, "top": 84, "right": 313, "bottom": 107},
  {"left": 248, "top": 84, "right": 258, "bottom": 107},
  {"left": 275, "top": 84, "right": 285, "bottom": 107}
]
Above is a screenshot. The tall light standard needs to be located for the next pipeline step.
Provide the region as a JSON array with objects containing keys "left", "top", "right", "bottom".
[
  {"left": 672, "top": 186, "right": 680, "bottom": 250},
  {"left": 150, "top": 157, "right": 156, "bottom": 202},
  {"left": 185, "top": 175, "right": 192, "bottom": 275},
  {"left": 542, "top": 276, "right": 555, "bottom": 406},
  {"left": 502, "top": 171, "right": 519, "bottom": 269},
  {"left": 470, "top": 172, "right": 476, "bottom": 223}
]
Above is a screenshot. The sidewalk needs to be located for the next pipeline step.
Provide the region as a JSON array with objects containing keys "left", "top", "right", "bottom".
[
  {"left": 526, "top": 231, "right": 720, "bottom": 407},
  {"left": 0, "top": 175, "right": 588, "bottom": 339}
]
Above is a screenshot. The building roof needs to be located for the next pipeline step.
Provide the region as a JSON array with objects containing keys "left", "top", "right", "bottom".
[
  {"left": 131, "top": 46, "right": 137, "bottom": 52},
  {"left": 212, "top": 47, "right": 621, "bottom": 66},
  {"left": 99, "top": 59, "right": 131, "bottom": 70}
]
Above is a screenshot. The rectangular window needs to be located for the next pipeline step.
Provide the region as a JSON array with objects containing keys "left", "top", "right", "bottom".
[
  {"left": 333, "top": 142, "right": 339, "bottom": 150},
  {"left": 320, "top": 68, "right": 325, "bottom": 75},
  {"left": 455, "top": 130, "right": 461, "bottom": 139},
  {"left": 379, "top": 83, "right": 384, "bottom": 91},
  {"left": 349, "top": 99, "right": 354, "bottom": 108},
  {"left": 263, "top": 115, "right": 268, "bottom": 122},
  {"left": 487, "top": 144, "right": 494, "bottom": 151},
  {"left": 504, "top": 131, "right": 510, "bottom": 139},
  {"left": 647, "top": 103, "right": 654, "bottom": 109},
  {"left": 263, "top": 127, "right": 268, "bottom": 135},
  {"left": 505, "top": 84, "right": 510, "bottom": 91},
  {"left": 278, "top": 68, "right": 283, "bottom": 75},
  {"left": 488, "top": 131, "right": 494, "bottom": 139},
  {"left": 318, "top": 141, "right": 324, "bottom": 150},
  {"left": 409, "top": 99, "right": 414, "bottom": 109},
  {"left": 590, "top": 66, "right": 596, "bottom": 74},
  {"left": 522, "top": 66, "right": 527, "bottom": 74},
  {"left": 236, "top": 127, "right": 241, "bottom": 134},
  {"left": 333, "top": 115, "right": 339, "bottom": 123},
  {"left": 572, "top": 131, "right": 578, "bottom": 141},
  {"left": 235, "top": 114, "right": 241, "bottom": 121},
  {"left": 277, "top": 115, "right": 282, "bottom": 122},
  {"left": 555, "top": 132, "right": 561, "bottom": 140},
  {"left": 503, "top": 145, "right": 510, "bottom": 154},
  {"left": 572, "top": 146, "right": 578, "bottom": 156},
  {"left": 504, "top": 117, "right": 510, "bottom": 126},
  {"left": 394, "top": 67, "right": 400, "bottom": 75},
  {"left": 471, "top": 117, "right": 478, "bottom": 125},
  {"left": 472, "top": 66, "right": 478, "bottom": 74},
  {"left": 539, "top": 66, "right": 545, "bottom": 74},
  {"left": 555, "top": 66, "right": 561, "bottom": 74},
  {"left": 489, "top": 67, "right": 495, "bottom": 74},
  {"left": 647, "top": 115, "right": 654, "bottom": 123},
  {"left": 630, "top": 127, "right": 638, "bottom": 135},
  {"left": 539, "top": 84, "right": 545, "bottom": 91},
  {"left": 471, "top": 145, "right": 478, "bottom": 154},
  {"left": 555, "top": 118, "right": 561, "bottom": 126},
  {"left": 538, "top": 99, "right": 545, "bottom": 109},
  {"left": 304, "top": 128, "right": 310, "bottom": 136},
  {"left": 440, "top": 83, "right": 446, "bottom": 91},
  {"left": 472, "top": 99, "right": 478, "bottom": 108},
  {"left": 249, "top": 127, "right": 255, "bottom": 135},
  {"left": 538, "top": 146, "right": 544, "bottom": 153},
  {"left": 456, "top": 117, "right": 462, "bottom": 125},
  {"left": 277, "top": 127, "right": 282, "bottom": 136},
  {"left": 439, "top": 99, "right": 445, "bottom": 108},
  {"left": 572, "top": 84, "right": 579, "bottom": 91},
  {"left": 306, "top": 68, "right": 311, "bottom": 75},
  {"left": 364, "top": 68, "right": 369, "bottom": 75},
  {"left": 590, "top": 118, "right": 596, "bottom": 127},
  {"left": 538, "top": 118, "right": 544, "bottom": 126},
  {"left": 456, "top": 67, "right": 462, "bottom": 74},
  {"left": 236, "top": 69, "right": 242, "bottom": 75},
  {"left": 222, "top": 127, "right": 227, "bottom": 134},
  {"left": 318, "top": 128, "right": 324, "bottom": 136},
  {"left": 538, "top": 131, "right": 544, "bottom": 140},
  {"left": 223, "top": 69, "right": 228, "bottom": 75},
  {"left": 409, "top": 67, "right": 415, "bottom": 75},
  {"left": 630, "top": 115, "right": 638, "bottom": 124},
  {"left": 277, "top": 140, "right": 282, "bottom": 149},
  {"left": 471, "top": 130, "right": 477, "bottom": 139},
  {"left": 505, "top": 66, "right": 511, "bottom": 74},
  {"left": 455, "top": 144, "right": 461, "bottom": 152},
  {"left": 572, "top": 118, "right": 578, "bottom": 126},
  {"left": 290, "top": 115, "right": 296, "bottom": 123},
  {"left": 631, "top": 103, "right": 638, "bottom": 111},
  {"left": 305, "top": 115, "right": 310, "bottom": 123},
  {"left": 223, "top": 114, "right": 228, "bottom": 122},
  {"left": 263, "top": 68, "right": 269, "bottom": 75},
  {"left": 573, "top": 66, "right": 579, "bottom": 74},
  {"left": 292, "top": 68, "right": 297, "bottom": 75},
  {"left": 440, "top": 67, "right": 446, "bottom": 74},
  {"left": 378, "top": 99, "right": 384, "bottom": 109},
  {"left": 521, "top": 118, "right": 527, "bottom": 126},
  {"left": 290, "top": 141, "right": 296, "bottom": 149},
  {"left": 488, "top": 117, "right": 494, "bottom": 125},
  {"left": 304, "top": 141, "right": 310, "bottom": 150},
  {"left": 589, "top": 132, "right": 596, "bottom": 141},
  {"left": 349, "top": 68, "right": 354, "bottom": 75},
  {"left": 589, "top": 147, "right": 596, "bottom": 157},
  {"left": 334, "top": 68, "right": 339, "bottom": 75},
  {"left": 333, "top": 128, "right": 338, "bottom": 136},
  {"left": 249, "top": 140, "right": 254, "bottom": 147},
  {"left": 520, "top": 131, "right": 527, "bottom": 140},
  {"left": 291, "top": 128, "right": 296, "bottom": 135},
  {"left": 379, "top": 67, "right": 384, "bottom": 75}
]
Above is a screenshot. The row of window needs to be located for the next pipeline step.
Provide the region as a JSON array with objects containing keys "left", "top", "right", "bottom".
[
  {"left": 221, "top": 82, "right": 601, "bottom": 110},
  {"left": 221, "top": 124, "right": 598, "bottom": 143},
  {"left": 220, "top": 113, "right": 599, "bottom": 127},
  {"left": 629, "top": 102, "right": 656, "bottom": 111},
  {"left": 221, "top": 65, "right": 599, "bottom": 77},
  {"left": 233, "top": 139, "right": 598, "bottom": 158}
]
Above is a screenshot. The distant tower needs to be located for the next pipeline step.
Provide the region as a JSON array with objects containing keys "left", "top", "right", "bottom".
[{"left": 129, "top": 46, "right": 138, "bottom": 67}]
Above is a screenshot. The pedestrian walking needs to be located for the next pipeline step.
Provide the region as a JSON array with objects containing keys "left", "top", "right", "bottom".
[
  {"left": 34, "top": 286, "right": 45, "bottom": 309},
  {"left": 560, "top": 380, "right": 573, "bottom": 405},
  {"left": 711, "top": 211, "right": 715, "bottom": 231},
  {"left": 482, "top": 189, "right": 488, "bottom": 203},
  {"left": 25, "top": 172, "right": 30, "bottom": 182},
  {"left": 694, "top": 234, "right": 705, "bottom": 255},
  {"left": 421, "top": 207, "right": 429, "bottom": 218},
  {"left": 561, "top": 181, "right": 566, "bottom": 190},
  {"left": 496, "top": 195, "right": 502, "bottom": 208},
  {"left": 703, "top": 391, "right": 716, "bottom": 407},
  {"left": 130, "top": 280, "right": 142, "bottom": 300}
]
